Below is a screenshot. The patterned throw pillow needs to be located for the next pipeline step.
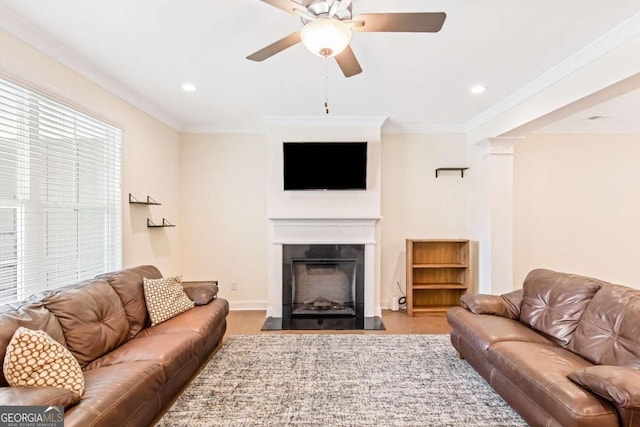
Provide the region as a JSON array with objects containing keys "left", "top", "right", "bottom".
[
  {"left": 3, "top": 327, "right": 85, "bottom": 396},
  {"left": 143, "top": 276, "right": 195, "bottom": 326}
]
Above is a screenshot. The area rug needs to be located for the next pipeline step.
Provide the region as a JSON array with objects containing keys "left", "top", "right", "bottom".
[{"left": 157, "top": 334, "right": 527, "bottom": 427}]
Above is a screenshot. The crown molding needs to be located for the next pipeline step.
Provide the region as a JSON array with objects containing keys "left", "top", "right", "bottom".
[
  {"left": 185, "top": 119, "right": 467, "bottom": 135},
  {"left": 182, "top": 122, "right": 268, "bottom": 134},
  {"left": 0, "top": 5, "right": 183, "bottom": 132},
  {"left": 262, "top": 115, "right": 388, "bottom": 129},
  {"left": 382, "top": 122, "right": 466, "bottom": 134}
]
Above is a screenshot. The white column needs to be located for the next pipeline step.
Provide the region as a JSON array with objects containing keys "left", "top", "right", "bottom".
[{"left": 467, "top": 137, "right": 522, "bottom": 294}]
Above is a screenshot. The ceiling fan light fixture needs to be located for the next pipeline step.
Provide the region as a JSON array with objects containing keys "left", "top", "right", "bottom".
[{"left": 300, "top": 18, "right": 352, "bottom": 57}]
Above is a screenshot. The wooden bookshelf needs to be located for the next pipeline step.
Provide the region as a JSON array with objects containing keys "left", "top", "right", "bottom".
[{"left": 406, "top": 239, "right": 469, "bottom": 316}]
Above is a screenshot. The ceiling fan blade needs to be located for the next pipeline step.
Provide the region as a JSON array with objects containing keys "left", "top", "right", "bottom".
[
  {"left": 259, "top": 0, "right": 310, "bottom": 16},
  {"left": 352, "top": 12, "right": 446, "bottom": 32},
  {"left": 334, "top": 45, "right": 362, "bottom": 77},
  {"left": 247, "top": 32, "right": 302, "bottom": 62}
]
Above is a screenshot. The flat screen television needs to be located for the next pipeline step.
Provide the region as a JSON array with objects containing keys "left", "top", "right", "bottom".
[{"left": 283, "top": 142, "right": 367, "bottom": 191}]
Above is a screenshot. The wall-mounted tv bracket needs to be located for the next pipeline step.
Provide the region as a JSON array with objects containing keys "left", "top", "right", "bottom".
[{"left": 435, "top": 167, "right": 469, "bottom": 178}]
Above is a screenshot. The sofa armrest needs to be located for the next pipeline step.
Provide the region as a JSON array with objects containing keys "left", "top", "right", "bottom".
[
  {"left": 460, "top": 289, "right": 523, "bottom": 320},
  {"left": 0, "top": 386, "right": 80, "bottom": 408},
  {"left": 568, "top": 365, "right": 640, "bottom": 427},
  {"left": 182, "top": 281, "right": 218, "bottom": 306}
]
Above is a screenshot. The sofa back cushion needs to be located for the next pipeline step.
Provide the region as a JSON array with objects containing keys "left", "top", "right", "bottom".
[
  {"left": 96, "top": 265, "right": 162, "bottom": 339},
  {"left": 43, "top": 280, "right": 129, "bottom": 368},
  {"left": 0, "top": 303, "right": 65, "bottom": 386},
  {"left": 569, "top": 284, "right": 640, "bottom": 367},
  {"left": 520, "top": 269, "right": 604, "bottom": 347}
]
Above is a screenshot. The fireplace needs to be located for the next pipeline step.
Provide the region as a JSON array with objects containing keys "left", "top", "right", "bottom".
[
  {"left": 264, "top": 217, "right": 384, "bottom": 330},
  {"left": 281, "top": 244, "right": 365, "bottom": 329},
  {"left": 291, "top": 259, "right": 357, "bottom": 316}
]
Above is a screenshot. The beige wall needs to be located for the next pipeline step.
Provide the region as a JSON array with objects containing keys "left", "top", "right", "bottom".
[
  {"left": 514, "top": 133, "right": 640, "bottom": 288},
  {"left": 178, "top": 132, "right": 469, "bottom": 311},
  {"left": 1, "top": 30, "right": 183, "bottom": 276},
  {"left": 380, "top": 133, "right": 468, "bottom": 307},
  {"left": 178, "top": 133, "right": 268, "bottom": 307}
]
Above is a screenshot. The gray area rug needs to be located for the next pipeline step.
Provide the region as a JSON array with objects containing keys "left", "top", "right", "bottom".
[{"left": 157, "top": 334, "right": 527, "bottom": 426}]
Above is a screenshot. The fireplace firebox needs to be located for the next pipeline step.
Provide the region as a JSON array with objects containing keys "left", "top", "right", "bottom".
[
  {"left": 291, "top": 258, "right": 357, "bottom": 316},
  {"left": 282, "top": 244, "right": 365, "bottom": 329}
]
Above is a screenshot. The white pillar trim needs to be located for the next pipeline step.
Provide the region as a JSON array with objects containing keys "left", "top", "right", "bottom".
[
  {"left": 475, "top": 136, "right": 522, "bottom": 155},
  {"left": 468, "top": 136, "right": 524, "bottom": 295}
]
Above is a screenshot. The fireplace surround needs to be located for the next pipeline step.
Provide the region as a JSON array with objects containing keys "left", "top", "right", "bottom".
[
  {"left": 282, "top": 244, "right": 364, "bottom": 329},
  {"left": 263, "top": 217, "right": 384, "bottom": 330}
]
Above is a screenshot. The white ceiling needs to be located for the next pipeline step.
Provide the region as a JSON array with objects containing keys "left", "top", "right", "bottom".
[{"left": 1, "top": 0, "right": 640, "bottom": 133}]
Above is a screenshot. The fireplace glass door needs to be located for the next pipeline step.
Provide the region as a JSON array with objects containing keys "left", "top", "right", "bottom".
[{"left": 291, "top": 259, "right": 357, "bottom": 317}]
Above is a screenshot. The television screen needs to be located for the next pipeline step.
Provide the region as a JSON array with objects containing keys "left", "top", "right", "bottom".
[{"left": 283, "top": 142, "right": 367, "bottom": 191}]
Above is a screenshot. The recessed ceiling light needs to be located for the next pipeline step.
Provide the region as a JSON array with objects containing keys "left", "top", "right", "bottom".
[
  {"left": 181, "top": 83, "right": 197, "bottom": 92},
  {"left": 470, "top": 84, "right": 487, "bottom": 94}
]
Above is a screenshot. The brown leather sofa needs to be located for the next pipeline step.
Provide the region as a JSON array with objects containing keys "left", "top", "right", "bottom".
[
  {"left": 447, "top": 269, "right": 640, "bottom": 427},
  {"left": 0, "top": 265, "right": 229, "bottom": 426}
]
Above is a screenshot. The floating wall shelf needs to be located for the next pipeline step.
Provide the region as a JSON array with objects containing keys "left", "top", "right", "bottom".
[
  {"left": 435, "top": 167, "right": 469, "bottom": 178},
  {"left": 129, "top": 193, "right": 175, "bottom": 228},
  {"left": 128, "top": 193, "right": 161, "bottom": 205},
  {"left": 147, "top": 218, "right": 176, "bottom": 228}
]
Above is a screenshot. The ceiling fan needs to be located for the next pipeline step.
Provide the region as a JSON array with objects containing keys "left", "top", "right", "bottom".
[{"left": 247, "top": 0, "right": 446, "bottom": 77}]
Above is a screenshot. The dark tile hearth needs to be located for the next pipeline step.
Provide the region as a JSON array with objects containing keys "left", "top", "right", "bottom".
[{"left": 261, "top": 316, "right": 385, "bottom": 331}]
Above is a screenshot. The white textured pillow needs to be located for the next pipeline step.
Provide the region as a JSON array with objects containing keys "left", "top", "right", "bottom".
[
  {"left": 3, "top": 327, "right": 85, "bottom": 396},
  {"left": 143, "top": 276, "right": 195, "bottom": 326}
]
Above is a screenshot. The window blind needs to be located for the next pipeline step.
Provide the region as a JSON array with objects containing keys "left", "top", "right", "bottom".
[{"left": 0, "top": 77, "right": 122, "bottom": 304}]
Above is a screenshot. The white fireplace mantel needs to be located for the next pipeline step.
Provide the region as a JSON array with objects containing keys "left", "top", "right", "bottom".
[{"left": 269, "top": 217, "right": 379, "bottom": 245}]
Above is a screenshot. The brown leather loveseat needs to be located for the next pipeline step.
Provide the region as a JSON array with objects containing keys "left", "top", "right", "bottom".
[
  {"left": 0, "top": 265, "right": 229, "bottom": 426},
  {"left": 447, "top": 269, "right": 640, "bottom": 427}
]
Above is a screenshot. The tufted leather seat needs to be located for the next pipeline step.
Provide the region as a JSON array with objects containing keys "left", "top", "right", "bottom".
[
  {"left": 448, "top": 269, "right": 640, "bottom": 427},
  {"left": 0, "top": 265, "right": 228, "bottom": 427}
]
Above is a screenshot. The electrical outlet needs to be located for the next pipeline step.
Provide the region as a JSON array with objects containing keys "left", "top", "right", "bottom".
[{"left": 231, "top": 281, "right": 238, "bottom": 291}]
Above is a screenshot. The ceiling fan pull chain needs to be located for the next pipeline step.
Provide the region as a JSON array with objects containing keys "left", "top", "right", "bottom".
[{"left": 325, "top": 59, "right": 330, "bottom": 114}]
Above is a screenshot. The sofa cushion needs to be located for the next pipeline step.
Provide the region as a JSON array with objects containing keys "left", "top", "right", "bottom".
[
  {"left": 137, "top": 299, "right": 228, "bottom": 367},
  {"left": 520, "top": 269, "right": 604, "bottom": 347},
  {"left": 96, "top": 265, "right": 162, "bottom": 340},
  {"left": 143, "top": 276, "right": 194, "bottom": 326},
  {"left": 3, "top": 327, "right": 84, "bottom": 396},
  {"left": 137, "top": 298, "right": 228, "bottom": 340},
  {"left": 0, "top": 302, "right": 65, "bottom": 386},
  {"left": 568, "top": 284, "right": 640, "bottom": 367},
  {"left": 43, "top": 280, "right": 129, "bottom": 368},
  {"left": 63, "top": 361, "right": 165, "bottom": 427},
  {"left": 85, "top": 331, "right": 201, "bottom": 381},
  {"left": 487, "top": 341, "right": 618, "bottom": 427},
  {"left": 446, "top": 306, "right": 554, "bottom": 357}
]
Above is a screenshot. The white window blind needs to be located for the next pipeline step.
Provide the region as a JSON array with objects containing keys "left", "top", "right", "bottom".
[{"left": 0, "top": 77, "right": 122, "bottom": 304}]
